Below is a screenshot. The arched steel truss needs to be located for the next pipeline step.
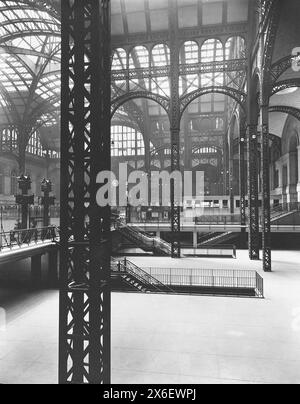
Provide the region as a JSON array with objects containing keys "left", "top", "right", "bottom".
[
  {"left": 179, "top": 86, "right": 247, "bottom": 117},
  {"left": 111, "top": 91, "right": 170, "bottom": 118},
  {"left": 111, "top": 86, "right": 247, "bottom": 125},
  {"left": 271, "top": 79, "right": 300, "bottom": 96},
  {"left": 269, "top": 105, "right": 300, "bottom": 121},
  {"left": 270, "top": 55, "right": 297, "bottom": 85}
]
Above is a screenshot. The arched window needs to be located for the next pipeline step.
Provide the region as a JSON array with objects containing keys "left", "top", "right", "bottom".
[
  {"left": 201, "top": 39, "right": 224, "bottom": 87},
  {"left": 193, "top": 146, "right": 220, "bottom": 155},
  {"left": 129, "top": 46, "right": 150, "bottom": 90},
  {"left": 26, "top": 131, "right": 43, "bottom": 157},
  {"left": 152, "top": 44, "right": 170, "bottom": 67},
  {"left": 181, "top": 41, "right": 199, "bottom": 65},
  {"left": 225, "top": 36, "right": 246, "bottom": 60},
  {"left": 111, "top": 126, "right": 145, "bottom": 157},
  {"left": 201, "top": 39, "right": 224, "bottom": 63},
  {"left": 179, "top": 41, "right": 200, "bottom": 95},
  {"left": 129, "top": 46, "right": 149, "bottom": 69},
  {"left": 112, "top": 48, "right": 127, "bottom": 70},
  {"left": 1, "top": 126, "right": 18, "bottom": 151}
]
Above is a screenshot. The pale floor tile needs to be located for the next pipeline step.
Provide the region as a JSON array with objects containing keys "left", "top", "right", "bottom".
[{"left": 0, "top": 250, "right": 300, "bottom": 384}]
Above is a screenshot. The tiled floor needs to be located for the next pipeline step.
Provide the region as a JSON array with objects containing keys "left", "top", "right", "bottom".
[{"left": 1, "top": 250, "right": 300, "bottom": 384}]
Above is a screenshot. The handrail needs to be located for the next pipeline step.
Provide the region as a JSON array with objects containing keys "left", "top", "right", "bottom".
[
  {"left": 115, "top": 218, "right": 172, "bottom": 255},
  {"left": 0, "top": 226, "right": 58, "bottom": 251},
  {"left": 143, "top": 267, "right": 264, "bottom": 298},
  {"left": 112, "top": 258, "right": 174, "bottom": 293}
]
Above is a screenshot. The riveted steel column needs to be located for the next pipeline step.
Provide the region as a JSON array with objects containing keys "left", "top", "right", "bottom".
[
  {"left": 239, "top": 122, "right": 247, "bottom": 246},
  {"left": 248, "top": 124, "right": 260, "bottom": 260},
  {"left": 261, "top": 105, "right": 272, "bottom": 271},
  {"left": 169, "top": 1, "right": 181, "bottom": 258},
  {"left": 60, "top": 0, "right": 111, "bottom": 384}
]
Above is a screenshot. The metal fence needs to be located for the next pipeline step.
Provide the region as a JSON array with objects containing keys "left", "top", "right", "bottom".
[
  {"left": 181, "top": 244, "right": 237, "bottom": 258},
  {"left": 143, "top": 267, "right": 264, "bottom": 298},
  {"left": 0, "top": 226, "right": 58, "bottom": 251}
]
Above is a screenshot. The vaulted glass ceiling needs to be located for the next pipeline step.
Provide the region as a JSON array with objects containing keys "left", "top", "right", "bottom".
[
  {"left": 0, "top": 0, "right": 250, "bottom": 151},
  {"left": 0, "top": 0, "right": 60, "bottom": 132}
]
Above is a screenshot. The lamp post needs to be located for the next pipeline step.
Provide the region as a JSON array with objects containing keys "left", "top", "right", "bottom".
[
  {"left": 41, "top": 179, "right": 55, "bottom": 228},
  {"left": 15, "top": 175, "right": 34, "bottom": 229}
]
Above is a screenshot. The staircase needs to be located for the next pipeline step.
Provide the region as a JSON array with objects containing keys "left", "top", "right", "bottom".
[
  {"left": 111, "top": 258, "right": 174, "bottom": 294},
  {"left": 270, "top": 204, "right": 299, "bottom": 223},
  {"left": 198, "top": 231, "right": 236, "bottom": 246},
  {"left": 115, "top": 219, "right": 172, "bottom": 256}
]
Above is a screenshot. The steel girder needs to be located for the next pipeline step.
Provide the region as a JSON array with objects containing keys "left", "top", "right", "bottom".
[
  {"left": 269, "top": 105, "right": 300, "bottom": 122},
  {"left": 60, "top": 0, "right": 111, "bottom": 384},
  {"left": 271, "top": 79, "right": 300, "bottom": 96},
  {"left": 247, "top": 124, "right": 260, "bottom": 260},
  {"left": 111, "top": 91, "right": 170, "bottom": 117},
  {"left": 111, "top": 59, "right": 247, "bottom": 83},
  {"left": 180, "top": 86, "right": 247, "bottom": 118},
  {"left": 270, "top": 55, "right": 296, "bottom": 85}
]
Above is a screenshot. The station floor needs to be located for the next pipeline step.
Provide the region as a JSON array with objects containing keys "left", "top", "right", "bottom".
[{"left": 0, "top": 250, "right": 300, "bottom": 384}]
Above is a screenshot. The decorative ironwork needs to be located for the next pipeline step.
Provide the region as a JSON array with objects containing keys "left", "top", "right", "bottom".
[
  {"left": 111, "top": 22, "right": 248, "bottom": 49},
  {"left": 271, "top": 79, "right": 300, "bottom": 96},
  {"left": 0, "top": 225, "right": 57, "bottom": 251},
  {"left": 269, "top": 105, "right": 300, "bottom": 122},
  {"left": 247, "top": 125, "right": 260, "bottom": 260},
  {"left": 111, "top": 59, "right": 246, "bottom": 83},
  {"left": 60, "top": 0, "right": 111, "bottom": 385},
  {"left": 270, "top": 55, "right": 296, "bottom": 84},
  {"left": 180, "top": 86, "right": 247, "bottom": 118},
  {"left": 111, "top": 91, "right": 170, "bottom": 117}
]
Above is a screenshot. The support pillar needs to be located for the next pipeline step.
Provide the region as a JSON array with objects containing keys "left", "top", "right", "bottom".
[
  {"left": 60, "top": 0, "right": 111, "bottom": 384},
  {"left": 297, "top": 146, "right": 300, "bottom": 201},
  {"left": 193, "top": 231, "right": 198, "bottom": 249},
  {"left": 239, "top": 123, "right": 247, "bottom": 247},
  {"left": 247, "top": 125, "right": 260, "bottom": 260},
  {"left": 261, "top": 106, "right": 272, "bottom": 271},
  {"left": 169, "top": 1, "right": 181, "bottom": 258}
]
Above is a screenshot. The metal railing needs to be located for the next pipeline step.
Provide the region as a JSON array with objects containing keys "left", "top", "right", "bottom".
[
  {"left": 114, "top": 218, "right": 172, "bottom": 255},
  {"left": 0, "top": 226, "right": 58, "bottom": 252},
  {"left": 182, "top": 244, "right": 237, "bottom": 258},
  {"left": 112, "top": 258, "right": 174, "bottom": 293},
  {"left": 142, "top": 267, "right": 264, "bottom": 298}
]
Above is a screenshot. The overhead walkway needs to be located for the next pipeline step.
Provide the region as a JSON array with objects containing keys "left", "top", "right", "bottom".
[
  {"left": 0, "top": 226, "right": 58, "bottom": 264},
  {"left": 0, "top": 226, "right": 59, "bottom": 286}
]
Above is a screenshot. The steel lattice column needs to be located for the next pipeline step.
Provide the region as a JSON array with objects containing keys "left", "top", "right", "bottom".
[
  {"left": 169, "top": 1, "right": 181, "bottom": 258},
  {"left": 59, "top": 0, "right": 111, "bottom": 384},
  {"left": 239, "top": 123, "right": 247, "bottom": 246},
  {"left": 261, "top": 106, "right": 272, "bottom": 271},
  {"left": 247, "top": 124, "right": 260, "bottom": 260}
]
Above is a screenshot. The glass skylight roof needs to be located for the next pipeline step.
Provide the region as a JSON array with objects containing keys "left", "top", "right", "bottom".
[{"left": 0, "top": 0, "right": 60, "bottom": 131}]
